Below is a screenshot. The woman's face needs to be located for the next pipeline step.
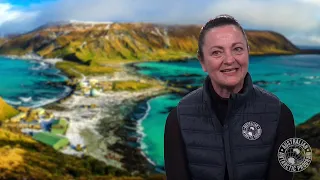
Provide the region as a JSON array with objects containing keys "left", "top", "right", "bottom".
[{"left": 199, "top": 25, "right": 249, "bottom": 89}]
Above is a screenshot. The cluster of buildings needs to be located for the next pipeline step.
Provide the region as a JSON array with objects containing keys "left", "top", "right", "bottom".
[
  {"left": 8, "top": 107, "right": 73, "bottom": 151},
  {"left": 4, "top": 78, "right": 113, "bottom": 153},
  {"left": 75, "top": 78, "right": 113, "bottom": 97}
]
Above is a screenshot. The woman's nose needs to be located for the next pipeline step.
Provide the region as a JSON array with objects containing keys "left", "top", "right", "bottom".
[{"left": 223, "top": 51, "right": 236, "bottom": 64}]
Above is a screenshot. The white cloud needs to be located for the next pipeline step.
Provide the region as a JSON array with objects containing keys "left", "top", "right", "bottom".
[
  {"left": 202, "top": 0, "right": 320, "bottom": 45},
  {"left": 298, "top": 0, "right": 320, "bottom": 6},
  {"left": 0, "top": 3, "right": 21, "bottom": 25},
  {"left": 204, "top": 0, "right": 319, "bottom": 32},
  {"left": 289, "top": 34, "right": 320, "bottom": 46},
  {"left": 310, "top": 35, "right": 320, "bottom": 43}
]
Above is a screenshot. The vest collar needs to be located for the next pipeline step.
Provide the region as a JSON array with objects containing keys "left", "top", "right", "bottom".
[{"left": 203, "top": 72, "right": 254, "bottom": 109}]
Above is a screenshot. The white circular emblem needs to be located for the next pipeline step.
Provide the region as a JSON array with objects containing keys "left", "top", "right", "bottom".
[
  {"left": 278, "top": 138, "right": 312, "bottom": 172},
  {"left": 242, "top": 121, "right": 262, "bottom": 140}
]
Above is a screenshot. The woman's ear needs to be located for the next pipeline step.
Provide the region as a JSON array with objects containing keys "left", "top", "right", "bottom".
[{"left": 198, "top": 55, "right": 207, "bottom": 72}]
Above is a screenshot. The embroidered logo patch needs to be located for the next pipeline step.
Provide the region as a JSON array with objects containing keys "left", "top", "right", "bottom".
[
  {"left": 242, "top": 121, "right": 262, "bottom": 140},
  {"left": 278, "top": 138, "right": 312, "bottom": 172}
]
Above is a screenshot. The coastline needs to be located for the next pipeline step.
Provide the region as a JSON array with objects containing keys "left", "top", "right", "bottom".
[
  {"left": 5, "top": 50, "right": 320, "bottom": 176},
  {"left": 0, "top": 54, "right": 182, "bottom": 176},
  {"left": 41, "top": 59, "right": 171, "bottom": 175}
]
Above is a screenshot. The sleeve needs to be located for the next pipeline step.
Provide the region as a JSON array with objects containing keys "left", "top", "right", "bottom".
[
  {"left": 164, "top": 107, "right": 192, "bottom": 180},
  {"left": 266, "top": 102, "right": 296, "bottom": 180}
]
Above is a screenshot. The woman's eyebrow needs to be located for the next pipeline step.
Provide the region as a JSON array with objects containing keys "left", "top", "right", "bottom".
[
  {"left": 232, "top": 42, "right": 244, "bottom": 47},
  {"left": 209, "top": 46, "right": 224, "bottom": 50}
]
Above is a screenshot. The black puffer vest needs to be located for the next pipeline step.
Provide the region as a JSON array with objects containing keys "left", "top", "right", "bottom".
[{"left": 177, "top": 73, "right": 281, "bottom": 180}]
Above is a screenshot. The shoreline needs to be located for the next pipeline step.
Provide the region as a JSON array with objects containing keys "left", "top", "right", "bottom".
[
  {"left": 41, "top": 59, "right": 171, "bottom": 175},
  {"left": 0, "top": 55, "right": 75, "bottom": 109},
  {"left": 5, "top": 51, "right": 320, "bottom": 176},
  {"left": 0, "top": 54, "right": 183, "bottom": 176}
]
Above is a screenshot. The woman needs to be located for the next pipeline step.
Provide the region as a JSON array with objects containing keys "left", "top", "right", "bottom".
[{"left": 164, "top": 14, "right": 295, "bottom": 180}]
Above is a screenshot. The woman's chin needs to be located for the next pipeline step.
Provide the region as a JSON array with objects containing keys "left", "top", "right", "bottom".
[{"left": 221, "top": 79, "right": 242, "bottom": 88}]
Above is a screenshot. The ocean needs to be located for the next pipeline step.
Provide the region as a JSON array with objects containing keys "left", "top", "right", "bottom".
[
  {"left": 0, "top": 56, "right": 71, "bottom": 108},
  {"left": 133, "top": 54, "right": 320, "bottom": 168}
]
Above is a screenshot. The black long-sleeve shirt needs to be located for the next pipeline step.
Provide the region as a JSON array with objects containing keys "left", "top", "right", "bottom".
[{"left": 164, "top": 84, "right": 295, "bottom": 180}]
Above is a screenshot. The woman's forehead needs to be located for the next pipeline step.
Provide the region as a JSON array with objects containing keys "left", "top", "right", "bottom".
[{"left": 204, "top": 25, "right": 246, "bottom": 45}]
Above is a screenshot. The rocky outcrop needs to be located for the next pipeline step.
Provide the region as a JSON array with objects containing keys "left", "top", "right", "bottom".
[
  {"left": 0, "top": 38, "right": 6, "bottom": 47},
  {"left": 294, "top": 114, "right": 320, "bottom": 180},
  {"left": 0, "top": 22, "right": 304, "bottom": 65}
]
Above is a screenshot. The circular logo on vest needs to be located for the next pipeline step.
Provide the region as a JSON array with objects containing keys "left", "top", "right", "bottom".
[
  {"left": 278, "top": 138, "right": 312, "bottom": 172},
  {"left": 242, "top": 121, "right": 262, "bottom": 140}
]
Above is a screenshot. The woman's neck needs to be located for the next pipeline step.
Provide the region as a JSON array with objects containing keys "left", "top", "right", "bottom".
[{"left": 210, "top": 79, "right": 244, "bottom": 99}]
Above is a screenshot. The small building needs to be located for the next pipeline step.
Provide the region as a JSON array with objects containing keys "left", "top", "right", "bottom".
[
  {"left": 90, "top": 88, "right": 100, "bottom": 97},
  {"left": 33, "top": 108, "right": 46, "bottom": 116},
  {"left": 89, "top": 79, "right": 99, "bottom": 86},
  {"left": 100, "top": 81, "right": 113, "bottom": 91},
  {"left": 33, "top": 132, "right": 69, "bottom": 150},
  {"left": 10, "top": 112, "right": 27, "bottom": 123},
  {"left": 51, "top": 118, "right": 68, "bottom": 135},
  {"left": 79, "top": 82, "right": 89, "bottom": 88},
  {"left": 43, "top": 112, "right": 54, "bottom": 120},
  {"left": 40, "top": 119, "right": 55, "bottom": 131}
]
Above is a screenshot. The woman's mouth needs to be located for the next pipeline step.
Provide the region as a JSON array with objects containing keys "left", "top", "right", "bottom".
[{"left": 220, "top": 68, "right": 239, "bottom": 74}]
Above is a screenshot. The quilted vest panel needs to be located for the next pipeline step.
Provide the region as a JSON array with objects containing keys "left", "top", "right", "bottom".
[{"left": 177, "top": 75, "right": 281, "bottom": 180}]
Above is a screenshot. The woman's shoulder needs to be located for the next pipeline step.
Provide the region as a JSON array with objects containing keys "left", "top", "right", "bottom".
[
  {"left": 179, "top": 87, "right": 204, "bottom": 104},
  {"left": 252, "top": 85, "right": 281, "bottom": 102}
]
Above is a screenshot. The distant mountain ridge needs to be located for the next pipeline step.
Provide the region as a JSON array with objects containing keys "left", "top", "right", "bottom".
[{"left": 0, "top": 22, "right": 305, "bottom": 64}]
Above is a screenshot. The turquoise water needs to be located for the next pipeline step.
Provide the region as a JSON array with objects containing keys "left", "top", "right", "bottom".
[
  {"left": 0, "top": 56, "right": 70, "bottom": 107},
  {"left": 134, "top": 54, "right": 320, "bottom": 167}
]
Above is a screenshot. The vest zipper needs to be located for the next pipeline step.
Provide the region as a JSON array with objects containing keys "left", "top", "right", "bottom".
[{"left": 223, "top": 94, "right": 235, "bottom": 179}]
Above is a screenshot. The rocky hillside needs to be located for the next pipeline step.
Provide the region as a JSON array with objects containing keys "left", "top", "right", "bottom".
[
  {"left": 0, "top": 97, "right": 19, "bottom": 122},
  {"left": 0, "top": 38, "right": 6, "bottom": 45},
  {"left": 0, "top": 96, "right": 164, "bottom": 179},
  {"left": 294, "top": 114, "right": 320, "bottom": 180},
  {"left": 0, "top": 127, "right": 166, "bottom": 180},
  {"left": 0, "top": 22, "right": 301, "bottom": 65}
]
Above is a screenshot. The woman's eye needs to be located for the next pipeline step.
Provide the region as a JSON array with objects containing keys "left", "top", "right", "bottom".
[
  {"left": 235, "top": 47, "right": 243, "bottom": 52},
  {"left": 212, "top": 51, "right": 221, "bottom": 56}
]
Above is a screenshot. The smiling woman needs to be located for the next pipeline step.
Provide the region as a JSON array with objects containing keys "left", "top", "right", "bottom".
[
  {"left": 164, "top": 14, "right": 295, "bottom": 180},
  {"left": 197, "top": 20, "right": 249, "bottom": 98}
]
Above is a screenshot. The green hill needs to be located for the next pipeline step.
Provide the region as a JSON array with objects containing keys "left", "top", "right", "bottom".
[
  {"left": 0, "top": 22, "right": 300, "bottom": 63},
  {"left": 0, "top": 22, "right": 303, "bottom": 78},
  {"left": 0, "top": 97, "right": 19, "bottom": 122},
  {"left": 0, "top": 127, "right": 166, "bottom": 180}
]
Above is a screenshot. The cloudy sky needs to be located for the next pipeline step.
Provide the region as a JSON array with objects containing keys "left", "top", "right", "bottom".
[{"left": 0, "top": 0, "right": 319, "bottom": 46}]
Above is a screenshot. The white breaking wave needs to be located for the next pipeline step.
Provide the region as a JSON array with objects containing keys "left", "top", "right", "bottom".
[
  {"left": 3, "top": 98, "right": 22, "bottom": 106},
  {"left": 30, "top": 86, "right": 72, "bottom": 108},
  {"left": 19, "top": 96, "right": 32, "bottom": 103},
  {"left": 30, "top": 61, "right": 50, "bottom": 71},
  {"left": 133, "top": 100, "right": 159, "bottom": 166},
  {"left": 136, "top": 101, "right": 151, "bottom": 138}
]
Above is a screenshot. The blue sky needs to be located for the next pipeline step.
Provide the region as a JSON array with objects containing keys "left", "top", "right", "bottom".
[
  {"left": 0, "top": 0, "right": 320, "bottom": 46},
  {"left": 2, "top": 0, "right": 54, "bottom": 6}
]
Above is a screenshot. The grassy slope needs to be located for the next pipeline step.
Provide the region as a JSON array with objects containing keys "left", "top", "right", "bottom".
[
  {"left": 0, "top": 98, "right": 164, "bottom": 179},
  {"left": 0, "top": 128, "right": 163, "bottom": 180},
  {"left": 0, "top": 97, "right": 19, "bottom": 122}
]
